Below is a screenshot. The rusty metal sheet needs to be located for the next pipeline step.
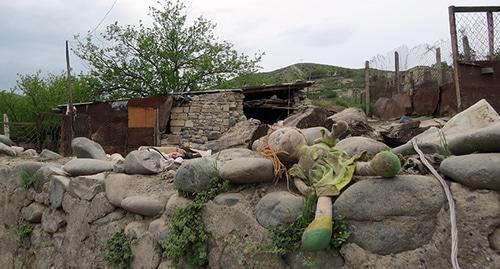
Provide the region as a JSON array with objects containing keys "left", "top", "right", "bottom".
[
  {"left": 391, "top": 93, "right": 413, "bottom": 115},
  {"left": 439, "top": 82, "right": 458, "bottom": 115},
  {"left": 127, "top": 127, "right": 155, "bottom": 151},
  {"left": 373, "top": 97, "right": 405, "bottom": 120},
  {"left": 412, "top": 84, "right": 439, "bottom": 115},
  {"left": 458, "top": 60, "right": 500, "bottom": 112}
]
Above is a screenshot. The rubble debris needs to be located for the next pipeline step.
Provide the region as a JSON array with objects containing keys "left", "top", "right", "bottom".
[
  {"left": 282, "top": 107, "right": 333, "bottom": 129},
  {"left": 325, "top": 108, "right": 381, "bottom": 140},
  {"left": 21, "top": 203, "right": 45, "bottom": 223},
  {"left": 440, "top": 153, "right": 500, "bottom": 191},
  {"left": 380, "top": 120, "right": 427, "bottom": 147},
  {"left": 122, "top": 150, "right": 168, "bottom": 175},
  {"left": 39, "top": 149, "right": 62, "bottom": 161},
  {"left": 201, "top": 118, "right": 269, "bottom": 152},
  {"left": 71, "top": 137, "right": 107, "bottom": 160}
]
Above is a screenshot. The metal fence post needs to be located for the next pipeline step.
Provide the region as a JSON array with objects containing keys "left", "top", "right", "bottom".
[
  {"left": 487, "top": 11, "right": 495, "bottom": 60},
  {"left": 448, "top": 5, "right": 462, "bottom": 111},
  {"left": 435, "top": 47, "right": 443, "bottom": 86},
  {"left": 395, "top": 51, "right": 401, "bottom": 93},
  {"left": 364, "top": 61, "right": 370, "bottom": 116},
  {"left": 3, "top": 114, "right": 9, "bottom": 139}
]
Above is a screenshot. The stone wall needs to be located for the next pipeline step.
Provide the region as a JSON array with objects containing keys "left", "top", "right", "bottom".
[{"left": 169, "top": 91, "right": 245, "bottom": 145}]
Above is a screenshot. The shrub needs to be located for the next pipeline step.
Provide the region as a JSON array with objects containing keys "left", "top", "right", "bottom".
[
  {"left": 104, "top": 232, "right": 133, "bottom": 269},
  {"left": 21, "top": 169, "right": 36, "bottom": 190},
  {"left": 17, "top": 223, "right": 34, "bottom": 242},
  {"left": 162, "top": 176, "right": 229, "bottom": 267}
]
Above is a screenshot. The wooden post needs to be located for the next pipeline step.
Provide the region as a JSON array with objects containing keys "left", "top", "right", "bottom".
[
  {"left": 487, "top": 11, "right": 495, "bottom": 60},
  {"left": 364, "top": 61, "right": 370, "bottom": 116},
  {"left": 435, "top": 47, "right": 443, "bottom": 85},
  {"left": 395, "top": 51, "right": 400, "bottom": 93},
  {"left": 3, "top": 114, "right": 9, "bottom": 139},
  {"left": 449, "top": 6, "right": 462, "bottom": 111},
  {"left": 65, "top": 40, "right": 74, "bottom": 144}
]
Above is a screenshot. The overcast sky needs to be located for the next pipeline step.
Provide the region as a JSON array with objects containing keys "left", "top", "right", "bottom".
[{"left": 0, "top": 0, "right": 498, "bottom": 89}]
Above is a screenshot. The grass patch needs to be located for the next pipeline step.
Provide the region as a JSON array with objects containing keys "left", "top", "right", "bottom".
[
  {"left": 21, "top": 169, "right": 36, "bottom": 190},
  {"left": 17, "top": 223, "right": 34, "bottom": 242},
  {"left": 104, "top": 231, "right": 133, "bottom": 269},
  {"left": 162, "top": 176, "right": 229, "bottom": 267}
]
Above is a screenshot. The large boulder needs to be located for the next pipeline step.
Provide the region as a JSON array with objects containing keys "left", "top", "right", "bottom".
[
  {"left": 219, "top": 157, "right": 275, "bottom": 184},
  {"left": 255, "top": 191, "right": 305, "bottom": 227},
  {"left": 213, "top": 148, "right": 262, "bottom": 162},
  {"left": 63, "top": 158, "right": 114, "bottom": 176},
  {"left": 0, "top": 142, "right": 15, "bottom": 156},
  {"left": 336, "top": 136, "right": 390, "bottom": 158},
  {"left": 104, "top": 173, "right": 174, "bottom": 208},
  {"left": 333, "top": 175, "right": 445, "bottom": 254},
  {"left": 71, "top": 137, "right": 106, "bottom": 160},
  {"left": 440, "top": 153, "right": 500, "bottom": 191},
  {"left": 122, "top": 150, "right": 166, "bottom": 175},
  {"left": 0, "top": 134, "right": 14, "bottom": 146},
  {"left": 174, "top": 157, "right": 218, "bottom": 193}
]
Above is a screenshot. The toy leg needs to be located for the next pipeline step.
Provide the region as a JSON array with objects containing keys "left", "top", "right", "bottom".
[
  {"left": 355, "top": 151, "right": 401, "bottom": 178},
  {"left": 302, "top": 196, "right": 332, "bottom": 251},
  {"left": 293, "top": 177, "right": 310, "bottom": 196}
]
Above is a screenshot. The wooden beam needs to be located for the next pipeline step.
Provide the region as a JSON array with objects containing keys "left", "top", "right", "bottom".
[{"left": 452, "top": 6, "right": 500, "bottom": 13}]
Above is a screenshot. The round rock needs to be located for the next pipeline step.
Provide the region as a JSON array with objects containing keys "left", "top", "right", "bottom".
[
  {"left": 336, "top": 136, "right": 389, "bottom": 158},
  {"left": 120, "top": 196, "right": 165, "bottom": 217},
  {"left": 123, "top": 150, "right": 165, "bottom": 175},
  {"left": 219, "top": 157, "right": 275, "bottom": 184},
  {"left": 174, "top": 157, "right": 218, "bottom": 193},
  {"left": 71, "top": 137, "right": 106, "bottom": 160},
  {"left": 255, "top": 191, "right": 305, "bottom": 228},
  {"left": 440, "top": 153, "right": 500, "bottom": 191},
  {"left": 63, "top": 158, "right": 114, "bottom": 176}
]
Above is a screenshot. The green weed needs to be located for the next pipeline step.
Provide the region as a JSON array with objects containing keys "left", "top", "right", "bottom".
[
  {"left": 17, "top": 223, "right": 34, "bottom": 242},
  {"left": 104, "top": 232, "right": 133, "bottom": 269},
  {"left": 21, "top": 169, "right": 36, "bottom": 190}
]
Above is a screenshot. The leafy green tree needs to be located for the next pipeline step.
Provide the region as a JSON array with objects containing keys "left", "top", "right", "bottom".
[{"left": 74, "top": 0, "right": 263, "bottom": 98}]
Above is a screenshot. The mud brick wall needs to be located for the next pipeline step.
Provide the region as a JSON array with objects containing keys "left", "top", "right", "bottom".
[{"left": 169, "top": 91, "right": 246, "bottom": 144}]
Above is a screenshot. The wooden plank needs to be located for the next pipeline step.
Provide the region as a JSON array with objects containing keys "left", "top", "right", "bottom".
[
  {"left": 449, "top": 6, "right": 462, "bottom": 111},
  {"left": 128, "top": 107, "right": 155, "bottom": 128},
  {"left": 452, "top": 6, "right": 500, "bottom": 13}
]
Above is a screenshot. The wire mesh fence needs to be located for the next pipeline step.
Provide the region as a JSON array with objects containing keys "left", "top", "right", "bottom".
[
  {"left": 1, "top": 113, "right": 63, "bottom": 153},
  {"left": 455, "top": 10, "right": 500, "bottom": 61}
]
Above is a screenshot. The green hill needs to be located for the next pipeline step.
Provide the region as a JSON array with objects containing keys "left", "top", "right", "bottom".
[{"left": 220, "top": 63, "right": 365, "bottom": 107}]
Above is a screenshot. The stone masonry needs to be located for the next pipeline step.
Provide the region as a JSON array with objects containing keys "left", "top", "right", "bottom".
[{"left": 169, "top": 91, "right": 246, "bottom": 145}]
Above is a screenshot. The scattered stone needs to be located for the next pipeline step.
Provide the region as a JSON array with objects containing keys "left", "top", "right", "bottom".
[
  {"left": 174, "top": 157, "right": 218, "bottom": 193},
  {"left": 301, "top": 127, "right": 331, "bottom": 146},
  {"left": 440, "top": 153, "right": 500, "bottom": 191},
  {"left": 38, "top": 149, "right": 62, "bottom": 161},
  {"left": 11, "top": 146, "right": 24, "bottom": 155},
  {"left": 71, "top": 137, "right": 106, "bottom": 160},
  {"left": 88, "top": 192, "right": 114, "bottom": 223},
  {"left": 219, "top": 157, "right": 275, "bottom": 184},
  {"left": 336, "top": 136, "right": 390, "bottom": 158},
  {"left": 120, "top": 196, "right": 165, "bottom": 217},
  {"left": 63, "top": 158, "right": 114, "bottom": 176},
  {"left": 333, "top": 175, "right": 445, "bottom": 254},
  {"left": 29, "top": 226, "right": 52, "bottom": 248},
  {"left": 123, "top": 150, "right": 166, "bottom": 175},
  {"left": 41, "top": 209, "right": 66, "bottom": 234},
  {"left": 49, "top": 175, "right": 70, "bottom": 209},
  {"left": 92, "top": 209, "right": 125, "bottom": 225},
  {"left": 255, "top": 191, "right": 305, "bottom": 228},
  {"left": 21, "top": 203, "right": 45, "bottom": 223},
  {"left": 0, "top": 142, "right": 15, "bottom": 156},
  {"left": 67, "top": 173, "right": 105, "bottom": 200},
  {"left": 380, "top": 120, "right": 426, "bottom": 147},
  {"left": 0, "top": 134, "right": 14, "bottom": 146},
  {"left": 21, "top": 149, "right": 38, "bottom": 158},
  {"left": 283, "top": 107, "right": 333, "bottom": 129},
  {"left": 213, "top": 193, "right": 244, "bottom": 207},
  {"left": 489, "top": 228, "right": 500, "bottom": 253},
  {"left": 148, "top": 218, "right": 169, "bottom": 243}
]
